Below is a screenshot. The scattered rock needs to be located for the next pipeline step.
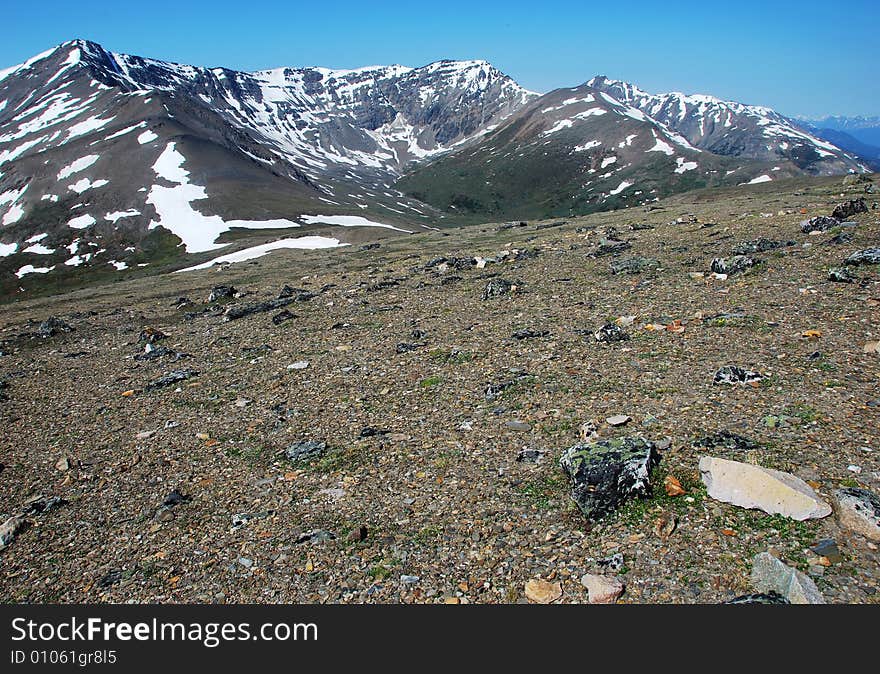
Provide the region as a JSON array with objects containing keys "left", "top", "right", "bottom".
[
  {"left": 296, "top": 529, "right": 335, "bottom": 544},
  {"left": 208, "top": 285, "right": 237, "bottom": 302},
  {"left": 833, "top": 487, "right": 880, "bottom": 541},
  {"left": 810, "top": 539, "right": 843, "bottom": 563},
  {"left": 844, "top": 248, "right": 880, "bottom": 266},
  {"left": 828, "top": 267, "right": 856, "bottom": 283},
  {"left": 395, "top": 342, "right": 425, "bottom": 354},
  {"left": 0, "top": 515, "right": 28, "bottom": 550},
  {"left": 524, "top": 578, "right": 562, "bottom": 604},
  {"left": 560, "top": 437, "right": 661, "bottom": 519},
  {"left": 145, "top": 370, "right": 199, "bottom": 391},
  {"left": 512, "top": 329, "right": 549, "bottom": 340},
  {"left": 505, "top": 420, "right": 531, "bottom": 432},
  {"left": 724, "top": 592, "right": 789, "bottom": 604},
  {"left": 831, "top": 198, "right": 867, "bottom": 220},
  {"left": 400, "top": 574, "right": 420, "bottom": 584},
  {"left": 224, "top": 297, "right": 295, "bottom": 321},
  {"left": 597, "top": 552, "right": 625, "bottom": 572},
  {"left": 606, "top": 414, "right": 630, "bottom": 426},
  {"left": 23, "top": 495, "right": 66, "bottom": 515},
  {"left": 581, "top": 574, "right": 624, "bottom": 603},
  {"left": 161, "top": 489, "right": 191, "bottom": 508},
  {"left": 800, "top": 215, "right": 840, "bottom": 233},
  {"left": 593, "top": 239, "right": 631, "bottom": 256},
  {"left": 38, "top": 317, "right": 73, "bottom": 338},
  {"left": 231, "top": 510, "right": 275, "bottom": 530},
  {"left": 287, "top": 360, "right": 309, "bottom": 370},
  {"left": 610, "top": 256, "right": 659, "bottom": 275},
  {"left": 750, "top": 552, "right": 825, "bottom": 604},
  {"left": 284, "top": 440, "right": 327, "bottom": 463},
  {"left": 98, "top": 570, "right": 123, "bottom": 589},
  {"left": 346, "top": 525, "right": 369, "bottom": 542},
  {"left": 367, "top": 280, "right": 400, "bottom": 291},
  {"left": 594, "top": 322, "right": 629, "bottom": 343},
  {"left": 713, "top": 366, "right": 763, "bottom": 385},
  {"left": 699, "top": 456, "right": 831, "bottom": 520},
  {"left": 516, "top": 448, "right": 545, "bottom": 464},
  {"left": 694, "top": 430, "right": 758, "bottom": 450},
  {"left": 482, "top": 278, "right": 515, "bottom": 300},
  {"left": 664, "top": 475, "right": 686, "bottom": 496},
  {"left": 272, "top": 310, "right": 295, "bottom": 325},
  {"left": 710, "top": 255, "right": 761, "bottom": 275}
]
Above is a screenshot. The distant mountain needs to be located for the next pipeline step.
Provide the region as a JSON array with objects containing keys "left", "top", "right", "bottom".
[
  {"left": 799, "top": 116, "right": 880, "bottom": 148},
  {"left": 0, "top": 41, "right": 868, "bottom": 297},
  {"left": 398, "top": 79, "right": 865, "bottom": 221}
]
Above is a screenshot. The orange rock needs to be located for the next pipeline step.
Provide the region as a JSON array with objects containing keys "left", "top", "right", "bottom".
[{"left": 664, "top": 475, "right": 686, "bottom": 496}]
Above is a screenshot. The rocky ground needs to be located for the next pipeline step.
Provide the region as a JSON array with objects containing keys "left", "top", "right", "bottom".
[{"left": 1, "top": 174, "right": 878, "bottom": 604}]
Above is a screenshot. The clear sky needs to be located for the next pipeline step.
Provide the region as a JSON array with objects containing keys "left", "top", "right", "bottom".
[{"left": 2, "top": 0, "right": 875, "bottom": 118}]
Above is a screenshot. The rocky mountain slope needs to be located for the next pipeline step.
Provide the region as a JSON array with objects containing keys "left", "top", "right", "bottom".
[
  {"left": 0, "top": 40, "right": 535, "bottom": 296},
  {"left": 0, "top": 40, "right": 869, "bottom": 298},
  {"left": 0, "top": 173, "right": 878, "bottom": 604}
]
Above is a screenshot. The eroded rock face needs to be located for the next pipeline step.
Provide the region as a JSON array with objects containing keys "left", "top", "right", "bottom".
[
  {"left": 750, "top": 552, "right": 825, "bottom": 604},
  {"left": 699, "top": 456, "right": 831, "bottom": 520},
  {"left": 560, "top": 437, "right": 660, "bottom": 519},
  {"left": 833, "top": 487, "right": 880, "bottom": 541}
]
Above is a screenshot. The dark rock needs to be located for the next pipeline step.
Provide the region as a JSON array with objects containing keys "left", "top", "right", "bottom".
[
  {"left": 359, "top": 427, "right": 389, "bottom": 438},
  {"left": 484, "top": 372, "right": 530, "bottom": 400},
  {"left": 296, "top": 529, "right": 335, "bottom": 544},
  {"left": 410, "top": 329, "right": 427, "bottom": 340},
  {"left": 610, "top": 256, "right": 659, "bottom": 275},
  {"left": 713, "top": 366, "right": 763, "bottom": 385},
  {"left": 810, "top": 539, "right": 843, "bottom": 564},
  {"left": 440, "top": 275, "right": 462, "bottom": 286},
  {"left": 844, "top": 248, "right": 880, "bottom": 266},
  {"left": 560, "top": 437, "right": 661, "bottom": 519},
  {"left": 710, "top": 255, "right": 761, "bottom": 275},
  {"left": 135, "top": 344, "right": 189, "bottom": 361},
  {"left": 38, "top": 317, "right": 73, "bottom": 338},
  {"left": 594, "top": 323, "right": 629, "bottom": 343},
  {"left": 277, "top": 284, "right": 296, "bottom": 298},
  {"left": 831, "top": 198, "right": 867, "bottom": 220},
  {"left": 800, "top": 215, "right": 840, "bottom": 233},
  {"left": 224, "top": 297, "right": 295, "bottom": 321},
  {"left": 724, "top": 592, "right": 789, "bottom": 604},
  {"left": 145, "top": 369, "right": 199, "bottom": 391},
  {"left": 208, "top": 285, "right": 237, "bottom": 302},
  {"left": 360, "top": 242, "right": 381, "bottom": 251},
  {"left": 694, "top": 430, "right": 758, "bottom": 450},
  {"left": 593, "top": 239, "right": 631, "bottom": 256},
  {"left": 272, "top": 310, "right": 295, "bottom": 325},
  {"left": 138, "top": 328, "right": 167, "bottom": 344},
  {"left": 98, "top": 570, "right": 123, "bottom": 589},
  {"left": 631, "top": 223, "right": 655, "bottom": 231},
  {"left": 828, "top": 267, "right": 856, "bottom": 283},
  {"left": 395, "top": 342, "right": 425, "bottom": 354},
  {"left": 63, "top": 351, "right": 89, "bottom": 358},
  {"left": 284, "top": 440, "right": 327, "bottom": 463},
  {"left": 23, "top": 495, "right": 66, "bottom": 515},
  {"left": 732, "top": 238, "right": 795, "bottom": 255},
  {"left": 231, "top": 510, "right": 275, "bottom": 529},
  {"left": 824, "top": 232, "right": 853, "bottom": 245},
  {"left": 516, "top": 448, "right": 545, "bottom": 464},
  {"left": 512, "top": 329, "right": 550, "bottom": 340},
  {"left": 482, "top": 278, "right": 514, "bottom": 299},
  {"left": 171, "top": 297, "right": 192, "bottom": 308},
  {"left": 161, "top": 489, "right": 191, "bottom": 508},
  {"left": 597, "top": 552, "right": 625, "bottom": 572}
]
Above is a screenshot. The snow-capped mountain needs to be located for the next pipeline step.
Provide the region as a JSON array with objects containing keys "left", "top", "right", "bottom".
[
  {"left": 0, "top": 40, "right": 535, "bottom": 295},
  {"left": 587, "top": 76, "right": 864, "bottom": 173}
]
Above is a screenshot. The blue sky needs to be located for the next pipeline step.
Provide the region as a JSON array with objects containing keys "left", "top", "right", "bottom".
[{"left": 3, "top": 0, "right": 875, "bottom": 118}]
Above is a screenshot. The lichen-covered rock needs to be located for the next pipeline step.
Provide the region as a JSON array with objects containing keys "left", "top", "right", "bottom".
[
  {"left": 699, "top": 456, "right": 831, "bottom": 520},
  {"left": 713, "top": 366, "right": 763, "bottom": 385},
  {"left": 694, "top": 430, "right": 758, "bottom": 450},
  {"left": 750, "top": 552, "right": 825, "bottom": 604},
  {"left": 831, "top": 198, "right": 867, "bottom": 220},
  {"left": 609, "top": 256, "right": 659, "bottom": 275},
  {"left": 560, "top": 437, "right": 660, "bottom": 519},
  {"left": 207, "top": 285, "right": 237, "bottom": 302},
  {"left": 284, "top": 440, "right": 327, "bottom": 463},
  {"left": 800, "top": 215, "right": 840, "bottom": 233},
  {"left": 833, "top": 487, "right": 880, "bottom": 541},
  {"left": 710, "top": 255, "right": 761, "bottom": 275},
  {"left": 844, "top": 248, "right": 880, "bottom": 266}
]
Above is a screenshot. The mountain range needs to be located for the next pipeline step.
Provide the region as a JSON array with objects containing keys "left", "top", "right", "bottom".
[{"left": 0, "top": 39, "right": 871, "bottom": 297}]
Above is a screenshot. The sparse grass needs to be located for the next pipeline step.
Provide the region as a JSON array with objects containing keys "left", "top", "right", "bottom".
[
  {"left": 517, "top": 473, "right": 567, "bottom": 510},
  {"left": 420, "top": 375, "right": 443, "bottom": 388}
]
